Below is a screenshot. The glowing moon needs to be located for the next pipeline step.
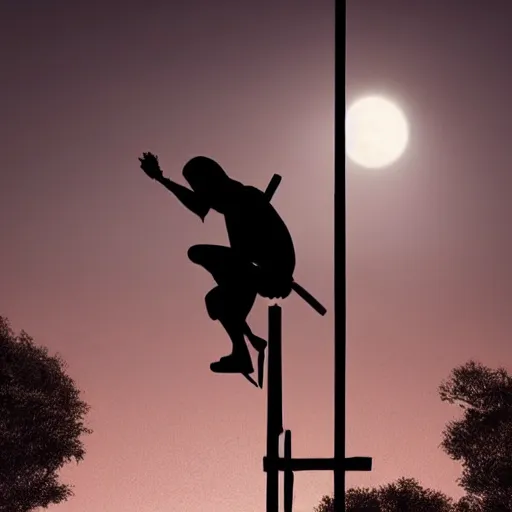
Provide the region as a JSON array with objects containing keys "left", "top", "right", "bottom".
[{"left": 345, "top": 96, "right": 409, "bottom": 169}]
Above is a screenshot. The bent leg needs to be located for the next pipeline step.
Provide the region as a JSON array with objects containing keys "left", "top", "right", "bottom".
[
  {"left": 188, "top": 244, "right": 257, "bottom": 288},
  {"left": 190, "top": 245, "right": 262, "bottom": 374},
  {"left": 204, "top": 285, "right": 256, "bottom": 322},
  {"left": 204, "top": 285, "right": 258, "bottom": 374}
]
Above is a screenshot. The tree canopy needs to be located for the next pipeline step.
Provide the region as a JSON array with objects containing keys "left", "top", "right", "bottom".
[
  {"left": 0, "top": 316, "right": 92, "bottom": 512},
  {"left": 440, "top": 360, "right": 512, "bottom": 509},
  {"left": 314, "top": 478, "right": 453, "bottom": 512}
]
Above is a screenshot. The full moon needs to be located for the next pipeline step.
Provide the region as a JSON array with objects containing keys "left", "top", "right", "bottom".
[{"left": 345, "top": 96, "right": 409, "bottom": 169}]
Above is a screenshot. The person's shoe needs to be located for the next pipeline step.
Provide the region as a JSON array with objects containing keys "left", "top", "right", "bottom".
[{"left": 210, "top": 354, "right": 254, "bottom": 374}]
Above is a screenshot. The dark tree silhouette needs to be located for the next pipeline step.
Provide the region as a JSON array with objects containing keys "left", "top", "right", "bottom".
[
  {"left": 313, "top": 495, "right": 336, "bottom": 512},
  {"left": 314, "top": 478, "right": 453, "bottom": 511},
  {"left": 439, "top": 360, "right": 512, "bottom": 510},
  {"left": 452, "top": 494, "right": 483, "bottom": 512},
  {"left": 0, "top": 316, "right": 92, "bottom": 512}
]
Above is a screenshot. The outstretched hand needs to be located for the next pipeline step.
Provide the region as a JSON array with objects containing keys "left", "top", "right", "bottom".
[{"left": 139, "top": 152, "right": 163, "bottom": 181}]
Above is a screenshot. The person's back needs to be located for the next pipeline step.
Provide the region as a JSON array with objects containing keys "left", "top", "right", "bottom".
[{"left": 223, "top": 183, "right": 296, "bottom": 298}]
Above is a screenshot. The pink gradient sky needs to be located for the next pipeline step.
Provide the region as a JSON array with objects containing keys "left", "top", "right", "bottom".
[{"left": 2, "top": 0, "right": 512, "bottom": 510}]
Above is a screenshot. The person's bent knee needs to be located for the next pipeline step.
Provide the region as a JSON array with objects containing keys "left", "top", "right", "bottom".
[
  {"left": 187, "top": 245, "right": 204, "bottom": 264},
  {"left": 205, "top": 287, "right": 224, "bottom": 320}
]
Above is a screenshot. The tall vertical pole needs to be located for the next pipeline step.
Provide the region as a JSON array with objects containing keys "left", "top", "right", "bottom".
[
  {"left": 266, "top": 305, "right": 283, "bottom": 512},
  {"left": 333, "top": 0, "right": 345, "bottom": 509}
]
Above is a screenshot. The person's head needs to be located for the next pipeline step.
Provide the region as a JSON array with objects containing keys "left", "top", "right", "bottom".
[{"left": 182, "top": 156, "right": 232, "bottom": 212}]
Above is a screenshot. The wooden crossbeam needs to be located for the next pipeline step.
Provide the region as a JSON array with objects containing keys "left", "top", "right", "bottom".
[{"left": 263, "top": 456, "right": 372, "bottom": 473}]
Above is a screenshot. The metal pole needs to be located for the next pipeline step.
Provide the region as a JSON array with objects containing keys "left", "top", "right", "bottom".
[{"left": 334, "top": 0, "right": 346, "bottom": 509}]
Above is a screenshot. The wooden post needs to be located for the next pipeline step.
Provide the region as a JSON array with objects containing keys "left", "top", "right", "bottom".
[{"left": 265, "top": 305, "right": 283, "bottom": 512}]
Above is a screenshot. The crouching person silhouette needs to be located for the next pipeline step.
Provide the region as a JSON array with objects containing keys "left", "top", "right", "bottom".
[{"left": 139, "top": 152, "right": 295, "bottom": 386}]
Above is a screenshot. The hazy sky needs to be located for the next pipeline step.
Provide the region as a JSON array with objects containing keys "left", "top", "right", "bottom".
[{"left": 2, "top": 1, "right": 512, "bottom": 511}]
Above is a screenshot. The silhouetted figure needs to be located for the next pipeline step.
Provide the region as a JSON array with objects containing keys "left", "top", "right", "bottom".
[{"left": 139, "top": 152, "right": 295, "bottom": 383}]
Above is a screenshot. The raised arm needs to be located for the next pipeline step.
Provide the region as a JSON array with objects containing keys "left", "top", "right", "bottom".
[
  {"left": 157, "top": 176, "right": 210, "bottom": 220},
  {"left": 139, "top": 152, "right": 210, "bottom": 221}
]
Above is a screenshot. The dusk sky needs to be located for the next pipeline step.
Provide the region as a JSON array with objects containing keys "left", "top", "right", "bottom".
[{"left": 2, "top": 1, "right": 512, "bottom": 511}]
